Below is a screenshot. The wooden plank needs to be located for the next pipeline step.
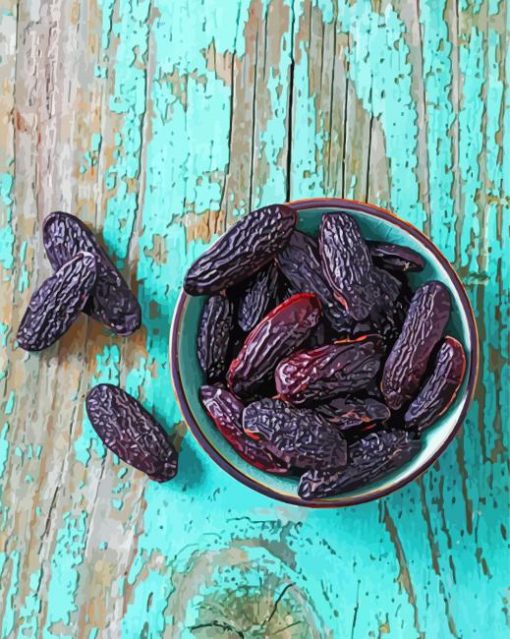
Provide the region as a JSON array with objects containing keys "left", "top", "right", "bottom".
[{"left": 0, "top": 0, "right": 507, "bottom": 636}]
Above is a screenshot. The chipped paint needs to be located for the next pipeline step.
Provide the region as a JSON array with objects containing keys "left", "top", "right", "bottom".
[
  {"left": 420, "top": 0, "right": 456, "bottom": 260},
  {"left": 458, "top": 27, "right": 484, "bottom": 273},
  {"left": 44, "top": 513, "right": 88, "bottom": 635},
  {"left": 338, "top": 1, "right": 427, "bottom": 228}
]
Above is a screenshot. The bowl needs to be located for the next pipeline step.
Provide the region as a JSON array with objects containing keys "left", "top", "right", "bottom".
[{"left": 170, "top": 198, "right": 479, "bottom": 507}]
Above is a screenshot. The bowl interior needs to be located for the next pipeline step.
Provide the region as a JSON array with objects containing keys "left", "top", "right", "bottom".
[{"left": 172, "top": 204, "right": 475, "bottom": 506}]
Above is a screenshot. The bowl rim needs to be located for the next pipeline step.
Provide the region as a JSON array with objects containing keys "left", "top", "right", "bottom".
[{"left": 169, "top": 197, "right": 480, "bottom": 508}]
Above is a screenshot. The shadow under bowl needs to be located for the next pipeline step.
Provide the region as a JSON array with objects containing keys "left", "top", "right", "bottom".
[{"left": 170, "top": 198, "right": 479, "bottom": 508}]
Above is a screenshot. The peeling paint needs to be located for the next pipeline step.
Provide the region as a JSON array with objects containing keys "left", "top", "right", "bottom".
[
  {"left": 16, "top": 569, "right": 43, "bottom": 638},
  {"left": 420, "top": 0, "right": 456, "bottom": 260},
  {"left": 338, "top": 1, "right": 427, "bottom": 228},
  {"left": 459, "top": 28, "right": 484, "bottom": 272},
  {"left": 44, "top": 513, "right": 88, "bottom": 635}
]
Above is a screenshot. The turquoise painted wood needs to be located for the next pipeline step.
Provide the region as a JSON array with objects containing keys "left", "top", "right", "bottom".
[{"left": 0, "top": 0, "right": 508, "bottom": 637}]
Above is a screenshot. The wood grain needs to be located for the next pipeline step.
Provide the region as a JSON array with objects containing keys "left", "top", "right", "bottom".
[{"left": 0, "top": 0, "right": 508, "bottom": 637}]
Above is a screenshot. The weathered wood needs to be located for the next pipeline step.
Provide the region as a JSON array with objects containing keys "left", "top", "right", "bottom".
[{"left": 0, "top": 0, "right": 508, "bottom": 637}]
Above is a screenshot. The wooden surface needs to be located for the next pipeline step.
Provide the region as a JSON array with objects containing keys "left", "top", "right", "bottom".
[{"left": 0, "top": 0, "right": 508, "bottom": 637}]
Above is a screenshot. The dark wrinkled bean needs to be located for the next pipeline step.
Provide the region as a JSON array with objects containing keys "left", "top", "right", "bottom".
[
  {"left": 276, "top": 230, "right": 352, "bottom": 334},
  {"left": 319, "top": 213, "right": 381, "bottom": 321},
  {"left": 275, "top": 335, "right": 384, "bottom": 406},
  {"left": 184, "top": 204, "right": 296, "bottom": 295},
  {"left": 357, "top": 269, "right": 408, "bottom": 348},
  {"left": 227, "top": 293, "right": 321, "bottom": 398},
  {"left": 372, "top": 267, "right": 402, "bottom": 305},
  {"left": 17, "top": 251, "right": 97, "bottom": 352},
  {"left": 43, "top": 212, "right": 141, "bottom": 335},
  {"left": 237, "top": 263, "right": 279, "bottom": 332},
  {"left": 243, "top": 398, "right": 347, "bottom": 470},
  {"left": 302, "top": 320, "right": 328, "bottom": 349},
  {"left": 86, "top": 384, "right": 178, "bottom": 482},
  {"left": 316, "top": 397, "right": 391, "bottom": 432},
  {"left": 197, "top": 294, "right": 234, "bottom": 381},
  {"left": 226, "top": 327, "right": 247, "bottom": 368},
  {"left": 298, "top": 430, "right": 420, "bottom": 499},
  {"left": 405, "top": 336, "right": 466, "bottom": 431},
  {"left": 382, "top": 281, "right": 451, "bottom": 410},
  {"left": 200, "top": 386, "right": 290, "bottom": 474},
  {"left": 368, "top": 241, "right": 425, "bottom": 272}
]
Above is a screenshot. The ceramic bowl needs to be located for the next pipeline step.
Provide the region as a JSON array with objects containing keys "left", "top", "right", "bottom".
[{"left": 170, "top": 199, "right": 479, "bottom": 507}]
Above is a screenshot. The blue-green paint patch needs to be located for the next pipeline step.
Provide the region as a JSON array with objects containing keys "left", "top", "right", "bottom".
[
  {"left": 420, "top": 0, "right": 455, "bottom": 260},
  {"left": 459, "top": 0, "right": 483, "bottom": 13},
  {"left": 486, "top": 30, "right": 504, "bottom": 197},
  {"left": 488, "top": 0, "right": 501, "bottom": 14},
  {"left": 112, "top": 480, "right": 130, "bottom": 494},
  {"left": 0, "top": 171, "right": 15, "bottom": 272},
  {"left": 0, "top": 423, "right": 10, "bottom": 479},
  {"left": 259, "top": 6, "right": 294, "bottom": 205},
  {"left": 459, "top": 28, "right": 484, "bottom": 272},
  {"left": 97, "top": 0, "right": 116, "bottom": 51},
  {"left": 313, "top": 0, "right": 334, "bottom": 23},
  {"left": 337, "top": 1, "right": 426, "bottom": 228},
  {"left": 101, "top": 0, "right": 151, "bottom": 267},
  {"left": 111, "top": 498, "right": 123, "bottom": 510},
  {"left": 16, "top": 569, "right": 43, "bottom": 638},
  {"left": 44, "top": 512, "right": 88, "bottom": 636},
  {"left": 0, "top": 323, "right": 8, "bottom": 348},
  {"left": 291, "top": 41, "right": 326, "bottom": 199},
  {"left": 94, "top": 65, "right": 108, "bottom": 79},
  {"left": 4, "top": 391, "right": 15, "bottom": 415},
  {"left": 121, "top": 570, "right": 173, "bottom": 637}
]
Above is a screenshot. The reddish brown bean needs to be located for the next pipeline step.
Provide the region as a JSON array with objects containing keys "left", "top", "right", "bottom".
[
  {"left": 276, "top": 230, "right": 352, "bottom": 334},
  {"left": 404, "top": 336, "right": 466, "bottom": 431},
  {"left": 200, "top": 386, "right": 289, "bottom": 474},
  {"left": 227, "top": 293, "right": 322, "bottom": 398}
]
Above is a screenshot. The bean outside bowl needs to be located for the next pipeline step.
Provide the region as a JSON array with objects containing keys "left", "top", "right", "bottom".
[{"left": 170, "top": 199, "right": 479, "bottom": 508}]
